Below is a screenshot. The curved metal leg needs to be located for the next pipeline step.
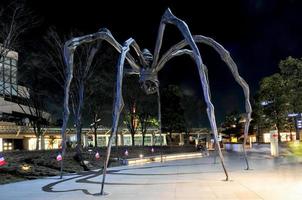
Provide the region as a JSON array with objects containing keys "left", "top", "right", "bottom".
[
  {"left": 157, "top": 35, "right": 252, "bottom": 170},
  {"left": 153, "top": 8, "right": 229, "bottom": 180},
  {"left": 100, "top": 38, "right": 135, "bottom": 195},
  {"left": 156, "top": 86, "right": 163, "bottom": 163},
  {"left": 60, "top": 28, "right": 144, "bottom": 178},
  {"left": 60, "top": 44, "right": 76, "bottom": 179}
]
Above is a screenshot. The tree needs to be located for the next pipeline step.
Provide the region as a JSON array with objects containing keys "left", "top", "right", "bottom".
[
  {"left": 69, "top": 42, "right": 101, "bottom": 150},
  {"left": 42, "top": 28, "right": 103, "bottom": 150},
  {"left": 256, "top": 73, "right": 290, "bottom": 142},
  {"left": 180, "top": 94, "right": 205, "bottom": 144},
  {"left": 250, "top": 94, "right": 270, "bottom": 142},
  {"left": 31, "top": 28, "right": 118, "bottom": 151},
  {"left": 0, "top": 0, "right": 38, "bottom": 61},
  {"left": 16, "top": 58, "right": 50, "bottom": 150},
  {"left": 18, "top": 89, "right": 50, "bottom": 150},
  {"left": 279, "top": 57, "right": 302, "bottom": 113},
  {"left": 84, "top": 51, "right": 117, "bottom": 147},
  {"left": 136, "top": 93, "right": 158, "bottom": 146},
  {"left": 122, "top": 75, "right": 160, "bottom": 146},
  {"left": 279, "top": 56, "right": 302, "bottom": 140},
  {"left": 161, "top": 85, "right": 186, "bottom": 144},
  {"left": 253, "top": 56, "right": 302, "bottom": 142},
  {"left": 122, "top": 75, "right": 142, "bottom": 146},
  {"left": 221, "top": 110, "right": 244, "bottom": 140}
]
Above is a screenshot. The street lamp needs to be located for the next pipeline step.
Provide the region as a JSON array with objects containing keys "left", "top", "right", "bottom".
[{"left": 90, "top": 118, "right": 101, "bottom": 147}]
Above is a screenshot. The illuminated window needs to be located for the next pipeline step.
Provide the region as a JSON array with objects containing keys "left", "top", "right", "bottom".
[
  {"left": 154, "top": 135, "right": 164, "bottom": 145},
  {"left": 123, "top": 136, "right": 131, "bottom": 146},
  {"left": 134, "top": 136, "right": 142, "bottom": 146},
  {"left": 144, "top": 135, "right": 152, "bottom": 146},
  {"left": 97, "top": 136, "right": 107, "bottom": 147},
  {"left": 3, "top": 139, "right": 13, "bottom": 151}
]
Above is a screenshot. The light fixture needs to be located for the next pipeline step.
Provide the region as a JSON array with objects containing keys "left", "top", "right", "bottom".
[{"left": 21, "top": 164, "right": 31, "bottom": 171}]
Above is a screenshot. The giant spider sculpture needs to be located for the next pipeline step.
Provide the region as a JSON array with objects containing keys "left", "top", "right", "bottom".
[{"left": 60, "top": 8, "right": 252, "bottom": 195}]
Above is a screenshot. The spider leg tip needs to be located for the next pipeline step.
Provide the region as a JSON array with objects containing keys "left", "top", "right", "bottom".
[{"left": 164, "top": 8, "right": 173, "bottom": 15}]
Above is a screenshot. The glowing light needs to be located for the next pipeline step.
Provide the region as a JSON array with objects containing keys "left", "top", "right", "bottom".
[
  {"left": 127, "top": 152, "right": 202, "bottom": 166},
  {"left": 21, "top": 164, "right": 31, "bottom": 171},
  {"left": 95, "top": 152, "right": 100, "bottom": 159},
  {"left": 297, "top": 120, "right": 302, "bottom": 129},
  {"left": 261, "top": 101, "right": 272, "bottom": 106},
  {"left": 231, "top": 137, "right": 238, "bottom": 143},
  {"left": 288, "top": 113, "right": 299, "bottom": 117},
  {"left": 56, "top": 154, "right": 62, "bottom": 161}
]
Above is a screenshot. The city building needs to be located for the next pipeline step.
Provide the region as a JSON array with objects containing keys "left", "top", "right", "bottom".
[
  {"left": 0, "top": 125, "right": 168, "bottom": 151},
  {"left": 0, "top": 48, "right": 49, "bottom": 151}
]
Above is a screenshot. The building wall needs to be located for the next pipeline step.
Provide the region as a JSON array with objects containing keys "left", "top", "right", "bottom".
[
  {"left": 0, "top": 48, "right": 50, "bottom": 125},
  {"left": 78, "top": 133, "right": 166, "bottom": 147},
  {"left": 0, "top": 49, "right": 55, "bottom": 151},
  {"left": 263, "top": 131, "right": 296, "bottom": 143},
  {"left": 0, "top": 126, "right": 168, "bottom": 151}
]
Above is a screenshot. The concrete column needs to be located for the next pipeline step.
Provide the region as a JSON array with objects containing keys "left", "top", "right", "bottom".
[
  {"left": 82, "top": 134, "right": 88, "bottom": 147},
  {"left": 117, "top": 135, "right": 121, "bottom": 146},
  {"left": 120, "top": 133, "right": 124, "bottom": 146},
  {"left": 0, "top": 138, "right": 3, "bottom": 152},
  {"left": 93, "top": 135, "right": 97, "bottom": 147},
  {"left": 179, "top": 133, "right": 184, "bottom": 145},
  {"left": 206, "top": 134, "right": 211, "bottom": 149},
  {"left": 270, "top": 130, "right": 279, "bottom": 157},
  {"left": 41, "top": 135, "right": 45, "bottom": 150},
  {"left": 163, "top": 134, "right": 167, "bottom": 145}
]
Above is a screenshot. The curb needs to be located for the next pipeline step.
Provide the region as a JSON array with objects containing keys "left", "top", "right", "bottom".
[{"left": 124, "top": 152, "right": 202, "bottom": 166}]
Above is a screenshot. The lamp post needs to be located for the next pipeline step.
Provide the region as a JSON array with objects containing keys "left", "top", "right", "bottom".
[{"left": 90, "top": 116, "right": 101, "bottom": 147}]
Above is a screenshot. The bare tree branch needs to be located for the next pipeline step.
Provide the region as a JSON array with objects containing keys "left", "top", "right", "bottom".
[{"left": 0, "top": 0, "right": 39, "bottom": 60}]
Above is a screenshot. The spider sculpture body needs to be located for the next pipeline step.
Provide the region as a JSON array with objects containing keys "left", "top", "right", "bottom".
[{"left": 60, "top": 8, "right": 252, "bottom": 195}]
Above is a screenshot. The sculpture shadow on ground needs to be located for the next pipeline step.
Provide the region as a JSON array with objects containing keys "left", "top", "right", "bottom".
[{"left": 42, "top": 161, "right": 225, "bottom": 196}]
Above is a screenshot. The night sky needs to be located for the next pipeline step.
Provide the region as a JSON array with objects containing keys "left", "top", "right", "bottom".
[{"left": 12, "top": 0, "right": 302, "bottom": 123}]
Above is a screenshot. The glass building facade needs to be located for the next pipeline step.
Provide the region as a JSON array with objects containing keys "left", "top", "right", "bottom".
[{"left": 0, "top": 50, "right": 18, "bottom": 97}]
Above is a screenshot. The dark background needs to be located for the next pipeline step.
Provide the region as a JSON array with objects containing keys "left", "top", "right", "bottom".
[{"left": 9, "top": 0, "right": 302, "bottom": 124}]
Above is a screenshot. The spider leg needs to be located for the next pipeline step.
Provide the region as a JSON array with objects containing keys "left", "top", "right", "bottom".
[
  {"left": 169, "top": 49, "right": 222, "bottom": 164},
  {"left": 59, "top": 44, "right": 75, "bottom": 179},
  {"left": 100, "top": 38, "right": 135, "bottom": 195},
  {"left": 65, "top": 28, "right": 145, "bottom": 72},
  {"left": 156, "top": 84, "right": 163, "bottom": 162},
  {"left": 60, "top": 29, "right": 145, "bottom": 178},
  {"left": 157, "top": 35, "right": 252, "bottom": 170},
  {"left": 155, "top": 8, "right": 229, "bottom": 180}
]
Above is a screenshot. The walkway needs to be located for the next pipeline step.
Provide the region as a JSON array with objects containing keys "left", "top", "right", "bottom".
[{"left": 0, "top": 152, "right": 301, "bottom": 199}]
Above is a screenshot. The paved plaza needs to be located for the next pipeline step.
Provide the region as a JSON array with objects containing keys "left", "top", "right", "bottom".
[{"left": 0, "top": 151, "right": 302, "bottom": 200}]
